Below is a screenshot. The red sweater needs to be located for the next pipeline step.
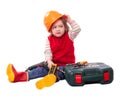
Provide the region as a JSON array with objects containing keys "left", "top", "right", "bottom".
[{"left": 48, "top": 32, "right": 75, "bottom": 66}]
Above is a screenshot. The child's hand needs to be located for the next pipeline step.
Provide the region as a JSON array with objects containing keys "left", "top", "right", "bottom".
[
  {"left": 64, "top": 14, "right": 73, "bottom": 24},
  {"left": 47, "top": 59, "right": 54, "bottom": 69}
]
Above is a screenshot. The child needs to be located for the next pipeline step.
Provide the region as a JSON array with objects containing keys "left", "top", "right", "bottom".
[{"left": 6, "top": 10, "right": 81, "bottom": 83}]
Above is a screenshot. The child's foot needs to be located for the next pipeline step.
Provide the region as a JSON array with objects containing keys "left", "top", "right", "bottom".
[{"left": 6, "top": 64, "right": 16, "bottom": 82}]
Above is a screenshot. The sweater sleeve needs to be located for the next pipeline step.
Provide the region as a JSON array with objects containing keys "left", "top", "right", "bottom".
[
  {"left": 44, "top": 38, "right": 52, "bottom": 61},
  {"left": 68, "top": 21, "right": 81, "bottom": 41}
]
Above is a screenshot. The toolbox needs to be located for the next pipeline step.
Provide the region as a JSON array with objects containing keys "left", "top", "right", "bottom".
[{"left": 64, "top": 62, "right": 113, "bottom": 86}]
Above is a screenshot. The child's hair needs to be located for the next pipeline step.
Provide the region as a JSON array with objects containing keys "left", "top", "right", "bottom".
[{"left": 49, "top": 17, "right": 69, "bottom": 33}]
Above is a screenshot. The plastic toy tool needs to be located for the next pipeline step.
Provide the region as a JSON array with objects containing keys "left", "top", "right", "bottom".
[{"left": 36, "top": 64, "right": 57, "bottom": 89}]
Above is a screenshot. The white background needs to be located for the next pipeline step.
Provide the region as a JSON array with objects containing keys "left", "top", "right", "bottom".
[{"left": 0, "top": 0, "right": 120, "bottom": 96}]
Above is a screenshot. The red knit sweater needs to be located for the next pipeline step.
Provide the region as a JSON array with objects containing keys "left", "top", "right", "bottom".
[{"left": 48, "top": 32, "right": 75, "bottom": 66}]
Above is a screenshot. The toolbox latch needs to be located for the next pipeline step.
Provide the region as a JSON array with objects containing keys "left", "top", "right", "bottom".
[
  {"left": 104, "top": 72, "right": 110, "bottom": 81},
  {"left": 75, "top": 74, "right": 82, "bottom": 84}
]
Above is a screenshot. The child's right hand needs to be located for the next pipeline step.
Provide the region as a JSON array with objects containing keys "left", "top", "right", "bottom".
[{"left": 47, "top": 59, "right": 54, "bottom": 69}]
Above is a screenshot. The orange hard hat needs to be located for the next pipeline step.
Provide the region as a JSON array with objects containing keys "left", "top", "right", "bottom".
[{"left": 44, "top": 10, "right": 65, "bottom": 32}]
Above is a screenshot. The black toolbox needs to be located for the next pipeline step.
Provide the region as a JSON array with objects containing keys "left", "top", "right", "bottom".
[{"left": 64, "top": 62, "right": 113, "bottom": 86}]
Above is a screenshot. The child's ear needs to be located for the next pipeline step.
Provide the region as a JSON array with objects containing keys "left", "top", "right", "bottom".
[{"left": 65, "top": 29, "right": 68, "bottom": 32}]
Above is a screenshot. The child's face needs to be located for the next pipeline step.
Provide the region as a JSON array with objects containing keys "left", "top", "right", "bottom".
[{"left": 51, "top": 19, "right": 65, "bottom": 37}]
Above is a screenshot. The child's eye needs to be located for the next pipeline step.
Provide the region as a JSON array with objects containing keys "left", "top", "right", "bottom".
[
  {"left": 59, "top": 25, "right": 63, "bottom": 28},
  {"left": 52, "top": 26, "right": 57, "bottom": 29}
]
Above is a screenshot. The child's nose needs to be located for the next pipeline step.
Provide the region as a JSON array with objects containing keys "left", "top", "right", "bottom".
[{"left": 56, "top": 27, "right": 60, "bottom": 30}]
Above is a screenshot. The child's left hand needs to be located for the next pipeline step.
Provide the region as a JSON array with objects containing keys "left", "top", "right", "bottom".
[{"left": 64, "top": 14, "right": 73, "bottom": 24}]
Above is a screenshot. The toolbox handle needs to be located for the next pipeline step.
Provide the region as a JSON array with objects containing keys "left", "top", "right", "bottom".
[
  {"left": 77, "top": 61, "right": 88, "bottom": 66},
  {"left": 72, "top": 61, "right": 88, "bottom": 68}
]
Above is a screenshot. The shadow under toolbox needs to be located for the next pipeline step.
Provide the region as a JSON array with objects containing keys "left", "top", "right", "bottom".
[{"left": 64, "top": 62, "right": 113, "bottom": 86}]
